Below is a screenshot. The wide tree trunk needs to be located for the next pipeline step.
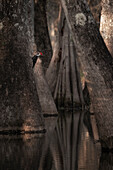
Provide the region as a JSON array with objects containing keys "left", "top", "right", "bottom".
[
  {"left": 34, "top": 0, "right": 52, "bottom": 72},
  {"left": 0, "top": 0, "right": 44, "bottom": 132},
  {"left": 60, "top": 0, "right": 113, "bottom": 149},
  {"left": 100, "top": 0, "right": 113, "bottom": 57}
]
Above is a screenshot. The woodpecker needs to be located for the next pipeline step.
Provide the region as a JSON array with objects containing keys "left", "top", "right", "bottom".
[{"left": 32, "top": 52, "right": 43, "bottom": 68}]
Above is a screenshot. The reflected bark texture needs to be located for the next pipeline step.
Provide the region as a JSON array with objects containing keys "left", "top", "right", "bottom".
[
  {"left": 39, "top": 110, "right": 82, "bottom": 170},
  {"left": 0, "top": 111, "right": 111, "bottom": 170},
  {"left": 78, "top": 121, "right": 101, "bottom": 170},
  {"left": 99, "top": 153, "right": 113, "bottom": 170},
  {"left": 38, "top": 111, "right": 101, "bottom": 170},
  {"left": 0, "top": 135, "right": 45, "bottom": 170}
]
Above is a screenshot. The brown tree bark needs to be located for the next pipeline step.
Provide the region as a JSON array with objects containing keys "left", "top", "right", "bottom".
[
  {"left": 54, "top": 21, "right": 84, "bottom": 108},
  {"left": 0, "top": 0, "right": 44, "bottom": 132},
  {"left": 33, "top": 58, "right": 58, "bottom": 116},
  {"left": 46, "top": 1, "right": 84, "bottom": 108},
  {"left": 60, "top": 0, "right": 113, "bottom": 149},
  {"left": 46, "top": 0, "right": 62, "bottom": 94},
  {"left": 100, "top": 0, "right": 113, "bottom": 57}
]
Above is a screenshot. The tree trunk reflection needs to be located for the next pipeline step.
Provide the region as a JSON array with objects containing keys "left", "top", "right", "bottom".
[
  {"left": 39, "top": 110, "right": 82, "bottom": 170},
  {"left": 0, "top": 111, "right": 108, "bottom": 170}
]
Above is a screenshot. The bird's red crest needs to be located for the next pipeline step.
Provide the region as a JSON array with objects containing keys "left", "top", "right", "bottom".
[{"left": 40, "top": 52, "right": 43, "bottom": 56}]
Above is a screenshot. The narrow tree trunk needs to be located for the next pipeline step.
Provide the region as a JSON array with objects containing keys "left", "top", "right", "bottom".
[
  {"left": 0, "top": 0, "right": 44, "bottom": 132},
  {"left": 46, "top": 0, "right": 63, "bottom": 93},
  {"left": 100, "top": 0, "right": 113, "bottom": 57},
  {"left": 60, "top": 0, "right": 113, "bottom": 149},
  {"left": 33, "top": 58, "right": 58, "bottom": 116},
  {"left": 54, "top": 19, "right": 84, "bottom": 108}
]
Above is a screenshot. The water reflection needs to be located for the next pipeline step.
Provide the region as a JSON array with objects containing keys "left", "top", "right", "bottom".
[
  {"left": 0, "top": 134, "right": 45, "bottom": 170},
  {"left": 0, "top": 111, "right": 113, "bottom": 170},
  {"left": 39, "top": 111, "right": 81, "bottom": 170},
  {"left": 99, "top": 153, "right": 113, "bottom": 170}
]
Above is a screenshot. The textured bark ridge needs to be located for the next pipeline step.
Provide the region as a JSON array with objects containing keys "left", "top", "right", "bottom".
[
  {"left": 0, "top": 0, "right": 44, "bottom": 132},
  {"left": 54, "top": 21, "right": 84, "bottom": 108},
  {"left": 60, "top": 0, "right": 113, "bottom": 149},
  {"left": 46, "top": 0, "right": 62, "bottom": 93},
  {"left": 46, "top": 0, "right": 84, "bottom": 108},
  {"left": 100, "top": 0, "right": 113, "bottom": 57}
]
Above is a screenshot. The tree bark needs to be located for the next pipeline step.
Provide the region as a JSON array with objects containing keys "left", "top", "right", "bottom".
[
  {"left": 46, "top": 1, "right": 84, "bottom": 108},
  {"left": 46, "top": 0, "right": 62, "bottom": 93},
  {"left": 100, "top": 0, "right": 113, "bottom": 57},
  {"left": 60, "top": 0, "right": 113, "bottom": 149},
  {"left": 0, "top": 0, "right": 44, "bottom": 132},
  {"left": 33, "top": 58, "right": 58, "bottom": 116},
  {"left": 54, "top": 20, "right": 84, "bottom": 108}
]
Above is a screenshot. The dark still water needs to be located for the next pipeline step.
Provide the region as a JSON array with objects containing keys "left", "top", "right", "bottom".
[{"left": 0, "top": 111, "right": 113, "bottom": 170}]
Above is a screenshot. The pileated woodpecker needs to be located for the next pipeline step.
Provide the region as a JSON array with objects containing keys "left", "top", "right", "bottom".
[{"left": 32, "top": 52, "right": 43, "bottom": 68}]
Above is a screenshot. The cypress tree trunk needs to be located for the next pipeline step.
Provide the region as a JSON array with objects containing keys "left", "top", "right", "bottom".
[
  {"left": 54, "top": 21, "right": 84, "bottom": 108},
  {"left": 46, "top": 0, "right": 84, "bottom": 108},
  {"left": 33, "top": 58, "right": 58, "bottom": 116},
  {"left": 60, "top": 0, "right": 113, "bottom": 149},
  {"left": 46, "top": 0, "right": 62, "bottom": 93},
  {"left": 100, "top": 0, "right": 113, "bottom": 57},
  {"left": 0, "top": 0, "right": 44, "bottom": 133}
]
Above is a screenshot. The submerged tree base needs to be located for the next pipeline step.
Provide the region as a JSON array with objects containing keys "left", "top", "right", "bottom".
[
  {"left": 0, "top": 127, "right": 46, "bottom": 135},
  {"left": 55, "top": 98, "right": 83, "bottom": 110}
]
